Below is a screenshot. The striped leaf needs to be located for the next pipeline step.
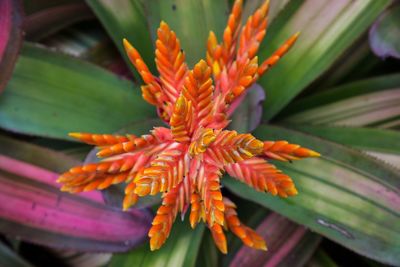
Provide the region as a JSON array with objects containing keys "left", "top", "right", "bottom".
[
  {"left": 0, "top": 43, "right": 154, "bottom": 140},
  {"left": 281, "top": 74, "right": 400, "bottom": 128},
  {"left": 0, "top": 0, "right": 23, "bottom": 94},
  {"left": 292, "top": 126, "right": 400, "bottom": 167},
  {"left": 86, "top": 0, "right": 156, "bottom": 77},
  {"left": 141, "top": 0, "right": 229, "bottom": 66},
  {"left": 109, "top": 221, "right": 204, "bottom": 267},
  {"left": 230, "top": 213, "right": 321, "bottom": 267},
  {"left": 0, "top": 135, "right": 152, "bottom": 252},
  {"left": 224, "top": 125, "right": 400, "bottom": 266},
  {"left": 256, "top": 0, "right": 390, "bottom": 120}
]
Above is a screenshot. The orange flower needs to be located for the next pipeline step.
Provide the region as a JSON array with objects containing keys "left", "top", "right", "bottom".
[{"left": 58, "top": 0, "right": 320, "bottom": 254}]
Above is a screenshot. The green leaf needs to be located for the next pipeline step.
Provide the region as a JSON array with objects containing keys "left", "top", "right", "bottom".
[
  {"left": 291, "top": 126, "right": 400, "bottom": 166},
  {"left": 258, "top": 0, "right": 390, "bottom": 120},
  {"left": 224, "top": 125, "right": 400, "bottom": 266},
  {"left": 282, "top": 74, "right": 400, "bottom": 116},
  {"left": 49, "top": 249, "right": 112, "bottom": 267},
  {"left": 369, "top": 4, "right": 400, "bottom": 59},
  {"left": 242, "top": 0, "right": 291, "bottom": 22},
  {"left": 41, "top": 20, "right": 125, "bottom": 71},
  {"left": 280, "top": 74, "right": 400, "bottom": 127},
  {"left": 141, "top": 0, "right": 229, "bottom": 66},
  {"left": 85, "top": 0, "right": 156, "bottom": 77},
  {"left": 196, "top": 233, "right": 219, "bottom": 267},
  {"left": 109, "top": 220, "right": 204, "bottom": 267},
  {"left": 0, "top": 43, "right": 154, "bottom": 140},
  {"left": 306, "top": 249, "right": 338, "bottom": 267},
  {"left": 0, "top": 242, "right": 33, "bottom": 267}
]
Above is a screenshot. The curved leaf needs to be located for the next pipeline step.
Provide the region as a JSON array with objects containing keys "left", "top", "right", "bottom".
[
  {"left": 283, "top": 88, "right": 400, "bottom": 127},
  {"left": 109, "top": 220, "right": 204, "bottom": 267},
  {"left": 0, "top": 0, "right": 23, "bottom": 94},
  {"left": 306, "top": 249, "right": 338, "bottom": 267},
  {"left": 141, "top": 0, "right": 228, "bottom": 66},
  {"left": 0, "top": 242, "right": 33, "bottom": 267},
  {"left": 258, "top": 0, "right": 390, "bottom": 120},
  {"left": 229, "top": 84, "right": 266, "bottom": 133},
  {"left": 281, "top": 74, "right": 400, "bottom": 117},
  {"left": 369, "top": 4, "right": 400, "bottom": 59},
  {"left": 224, "top": 125, "right": 400, "bottom": 266},
  {"left": 0, "top": 135, "right": 152, "bottom": 252},
  {"left": 281, "top": 74, "right": 400, "bottom": 127},
  {"left": 86, "top": 0, "right": 156, "bottom": 77},
  {"left": 0, "top": 43, "right": 154, "bottom": 140},
  {"left": 291, "top": 126, "right": 400, "bottom": 167},
  {"left": 24, "top": 3, "right": 94, "bottom": 41},
  {"left": 230, "top": 213, "right": 321, "bottom": 267}
]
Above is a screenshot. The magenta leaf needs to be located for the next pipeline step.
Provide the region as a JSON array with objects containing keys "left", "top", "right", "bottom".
[
  {"left": 0, "top": 136, "right": 152, "bottom": 252},
  {"left": 0, "top": 0, "right": 23, "bottom": 94}
]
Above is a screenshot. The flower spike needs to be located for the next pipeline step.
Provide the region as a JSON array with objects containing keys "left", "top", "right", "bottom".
[
  {"left": 223, "top": 197, "right": 267, "bottom": 250},
  {"left": 59, "top": 0, "right": 319, "bottom": 254},
  {"left": 258, "top": 32, "right": 300, "bottom": 76},
  {"left": 155, "top": 21, "right": 188, "bottom": 105}
]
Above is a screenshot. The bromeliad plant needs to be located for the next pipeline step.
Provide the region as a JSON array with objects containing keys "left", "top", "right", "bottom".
[
  {"left": 1, "top": 0, "right": 400, "bottom": 266},
  {"left": 57, "top": 0, "right": 319, "bottom": 253}
]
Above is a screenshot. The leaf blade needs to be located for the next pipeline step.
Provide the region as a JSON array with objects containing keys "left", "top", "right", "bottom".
[
  {"left": 109, "top": 220, "right": 204, "bottom": 267},
  {"left": 0, "top": 0, "right": 23, "bottom": 94},
  {"left": 258, "top": 0, "right": 390, "bottom": 120},
  {"left": 0, "top": 136, "right": 152, "bottom": 252},
  {"left": 142, "top": 0, "right": 228, "bottom": 66},
  {"left": 0, "top": 43, "right": 154, "bottom": 140},
  {"left": 224, "top": 125, "right": 400, "bottom": 266}
]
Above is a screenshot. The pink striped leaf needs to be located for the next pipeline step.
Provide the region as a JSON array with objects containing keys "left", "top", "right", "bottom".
[
  {"left": 230, "top": 213, "right": 321, "bottom": 267},
  {"left": 0, "top": 0, "right": 23, "bottom": 94},
  {"left": 0, "top": 135, "right": 152, "bottom": 252}
]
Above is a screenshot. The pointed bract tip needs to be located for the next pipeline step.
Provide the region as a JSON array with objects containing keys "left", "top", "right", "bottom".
[
  {"left": 220, "top": 245, "right": 228, "bottom": 254},
  {"left": 123, "top": 38, "right": 133, "bottom": 51},
  {"left": 160, "top": 20, "right": 168, "bottom": 28},
  {"left": 96, "top": 151, "right": 106, "bottom": 158},
  {"left": 260, "top": 242, "right": 268, "bottom": 251},
  {"left": 310, "top": 150, "right": 321, "bottom": 157},
  {"left": 149, "top": 242, "right": 159, "bottom": 251},
  {"left": 60, "top": 186, "right": 69, "bottom": 192},
  {"left": 68, "top": 132, "right": 81, "bottom": 139},
  {"left": 293, "top": 31, "right": 301, "bottom": 39}
]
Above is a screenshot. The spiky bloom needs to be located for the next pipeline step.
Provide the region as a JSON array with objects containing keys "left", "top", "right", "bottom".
[{"left": 58, "top": 0, "right": 319, "bottom": 253}]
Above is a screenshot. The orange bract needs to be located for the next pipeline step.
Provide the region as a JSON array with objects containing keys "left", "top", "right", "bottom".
[{"left": 58, "top": 0, "right": 319, "bottom": 254}]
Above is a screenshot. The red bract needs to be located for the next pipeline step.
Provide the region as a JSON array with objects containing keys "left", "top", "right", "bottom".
[{"left": 58, "top": 0, "right": 320, "bottom": 253}]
